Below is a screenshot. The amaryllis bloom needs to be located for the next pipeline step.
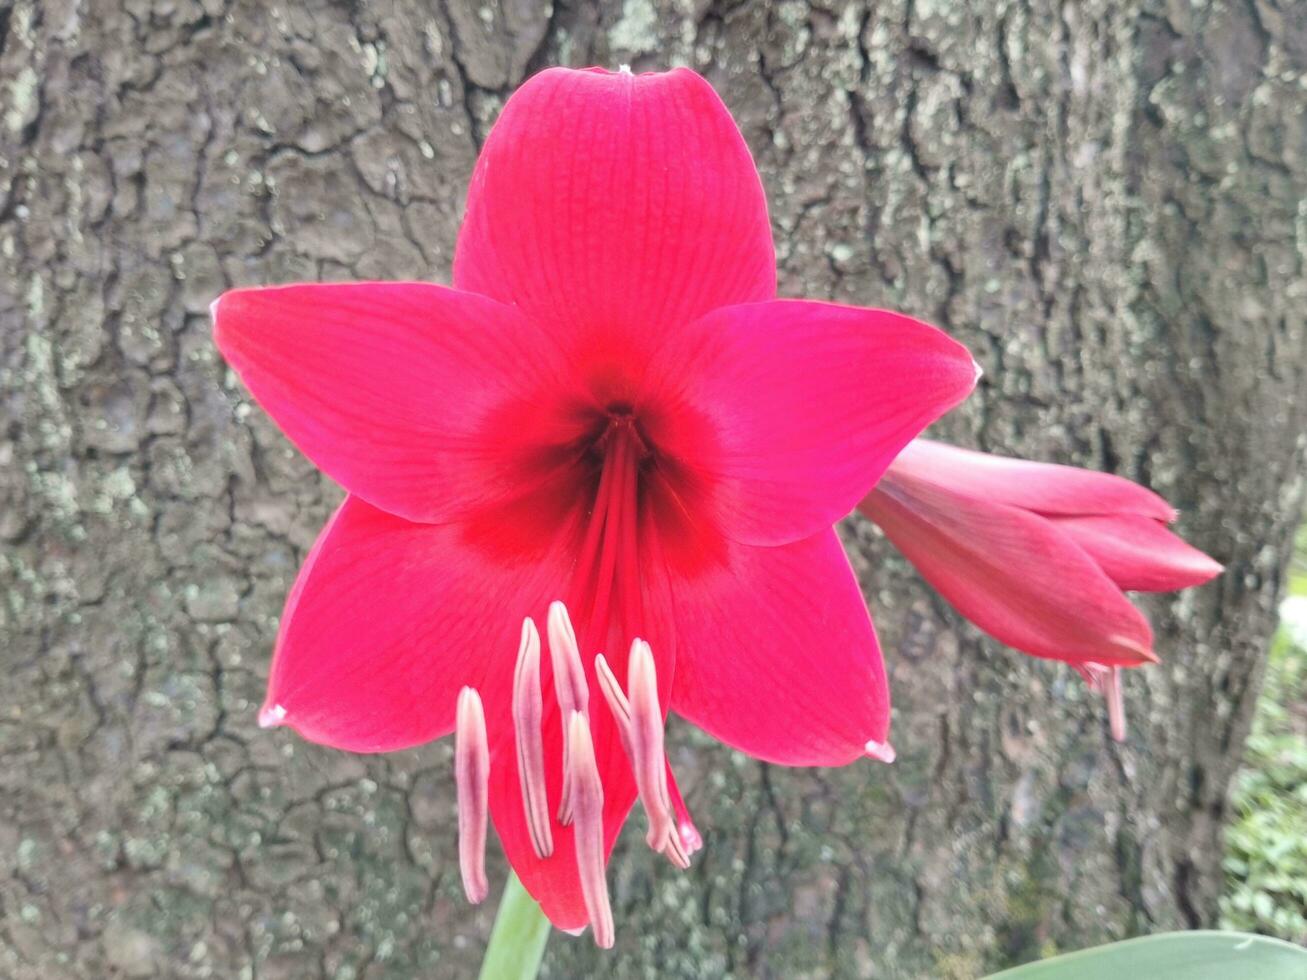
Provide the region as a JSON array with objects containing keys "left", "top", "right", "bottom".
[
  {"left": 858, "top": 439, "right": 1222, "bottom": 738},
  {"left": 212, "top": 66, "right": 978, "bottom": 938}
]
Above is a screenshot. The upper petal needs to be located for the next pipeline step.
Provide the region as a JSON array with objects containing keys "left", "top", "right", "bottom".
[
  {"left": 668, "top": 528, "right": 889, "bottom": 765},
  {"left": 213, "top": 282, "right": 577, "bottom": 525},
  {"left": 1050, "top": 514, "right": 1223, "bottom": 592},
  {"left": 642, "top": 300, "right": 977, "bottom": 546},
  {"left": 891, "top": 439, "right": 1178, "bottom": 521},
  {"left": 454, "top": 67, "right": 775, "bottom": 343},
  {"left": 859, "top": 474, "right": 1156, "bottom": 667}
]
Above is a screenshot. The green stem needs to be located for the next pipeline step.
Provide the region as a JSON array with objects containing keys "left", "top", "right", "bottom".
[{"left": 477, "top": 872, "right": 552, "bottom": 980}]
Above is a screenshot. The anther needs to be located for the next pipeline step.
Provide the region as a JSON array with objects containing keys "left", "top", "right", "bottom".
[
  {"left": 628, "top": 639, "right": 675, "bottom": 854},
  {"left": 455, "top": 687, "right": 490, "bottom": 904},
  {"left": 1074, "top": 663, "right": 1127, "bottom": 742},
  {"left": 549, "top": 601, "right": 590, "bottom": 825},
  {"left": 1104, "top": 666, "right": 1127, "bottom": 743},
  {"left": 594, "top": 653, "right": 632, "bottom": 748},
  {"left": 568, "top": 711, "right": 614, "bottom": 949},
  {"left": 513, "top": 618, "right": 553, "bottom": 858},
  {"left": 598, "top": 650, "right": 693, "bottom": 868},
  {"left": 864, "top": 739, "right": 897, "bottom": 764}
]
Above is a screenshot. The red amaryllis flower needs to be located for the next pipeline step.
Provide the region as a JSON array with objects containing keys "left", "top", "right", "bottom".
[
  {"left": 858, "top": 438, "right": 1222, "bottom": 738},
  {"left": 212, "top": 67, "right": 978, "bottom": 938}
]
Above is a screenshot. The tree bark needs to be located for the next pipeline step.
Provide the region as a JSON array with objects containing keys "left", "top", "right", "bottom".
[{"left": 2, "top": 1, "right": 1304, "bottom": 977}]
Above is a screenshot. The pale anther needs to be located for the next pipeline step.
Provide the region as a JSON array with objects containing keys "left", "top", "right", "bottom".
[
  {"left": 455, "top": 686, "right": 490, "bottom": 904},
  {"left": 1104, "top": 666, "right": 1127, "bottom": 743},
  {"left": 568, "top": 711, "right": 614, "bottom": 948},
  {"left": 549, "top": 601, "right": 589, "bottom": 824},
  {"left": 513, "top": 617, "right": 553, "bottom": 858},
  {"left": 628, "top": 638, "right": 675, "bottom": 853},
  {"left": 595, "top": 652, "right": 632, "bottom": 745},
  {"left": 599, "top": 649, "right": 692, "bottom": 868}
]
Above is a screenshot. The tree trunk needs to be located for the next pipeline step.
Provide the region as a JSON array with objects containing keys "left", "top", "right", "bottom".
[{"left": 2, "top": 0, "right": 1304, "bottom": 977}]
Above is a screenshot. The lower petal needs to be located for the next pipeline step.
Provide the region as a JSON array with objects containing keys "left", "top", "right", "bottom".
[
  {"left": 263, "top": 494, "right": 581, "bottom": 752},
  {"left": 668, "top": 529, "right": 889, "bottom": 766},
  {"left": 262, "top": 494, "right": 637, "bottom": 930}
]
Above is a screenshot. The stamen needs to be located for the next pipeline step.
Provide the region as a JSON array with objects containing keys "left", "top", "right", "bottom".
[
  {"left": 598, "top": 652, "right": 692, "bottom": 868},
  {"left": 628, "top": 639, "right": 675, "bottom": 853},
  {"left": 864, "top": 739, "right": 897, "bottom": 764},
  {"left": 1074, "top": 663, "right": 1127, "bottom": 742},
  {"left": 549, "top": 601, "right": 589, "bottom": 825},
  {"left": 455, "top": 687, "right": 490, "bottom": 904},
  {"left": 594, "top": 653, "right": 632, "bottom": 747},
  {"left": 567, "top": 711, "right": 614, "bottom": 949},
  {"left": 1104, "top": 667, "right": 1127, "bottom": 743},
  {"left": 513, "top": 618, "right": 553, "bottom": 858}
]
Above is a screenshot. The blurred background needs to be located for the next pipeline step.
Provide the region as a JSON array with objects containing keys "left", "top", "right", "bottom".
[{"left": 1, "top": 0, "right": 1304, "bottom": 977}]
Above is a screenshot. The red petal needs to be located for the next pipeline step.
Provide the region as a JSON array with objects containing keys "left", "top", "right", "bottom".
[
  {"left": 213, "top": 282, "right": 578, "bottom": 525},
  {"left": 644, "top": 300, "right": 977, "bottom": 546},
  {"left": 264, "top": 494, "right": 660, "bottom": 930},
  {"left": 1050, "top": 514, "right": 1223, "bottom": 592},
  {"left": 454, "top": 67, "right": 775, "bottom": 343},
  {"left": 859, "top": 475, "right": 1156, "bottom": 667},
  {"left": 891, "top": 439, "right": 1177, "bottom": 521},
  {"left": 668, "top": 529, "right": 889, "bottom": 765},
  {"left": 262, "top": 494, "right": 582, "bottom": 752}
]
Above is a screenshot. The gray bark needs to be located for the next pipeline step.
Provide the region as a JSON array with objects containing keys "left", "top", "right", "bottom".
[{"left": 2, "top": 0, "right": 1304, "bottom": 977}]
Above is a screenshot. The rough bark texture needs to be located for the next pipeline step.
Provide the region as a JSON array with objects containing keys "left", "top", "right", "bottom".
[{"left": 2, "top": 0, "right": 1304, "bottom": 977}]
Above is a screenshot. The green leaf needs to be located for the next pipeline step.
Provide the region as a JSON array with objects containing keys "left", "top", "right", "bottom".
[
  {"left": 477, "top": 872, "right": 552, "bottom": 980},
  {"left": 983, "top": 931, "right": 1307, "bottom": 979}
]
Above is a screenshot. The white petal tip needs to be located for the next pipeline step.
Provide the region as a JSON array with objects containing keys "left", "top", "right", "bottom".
[
  {"left": 618, "top": 63, "right": 633, "bottom": 74},
  {"left": 972, "top": 359, "right": 985, "bottom": 384},
  {"left": 864, "top": 739, "right": 896, "bottom": 764},
  {"left": 209, "top": 296, "right": 222, "bottom": 323},
  {"left": 562, "top": 926, "right": 587, "bottom": 937},
  {"left": 258, "top": 703, "right": 288, "bottom": 728}
]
